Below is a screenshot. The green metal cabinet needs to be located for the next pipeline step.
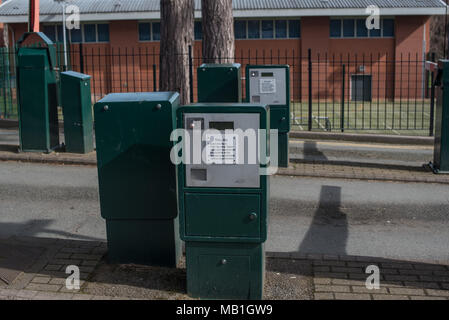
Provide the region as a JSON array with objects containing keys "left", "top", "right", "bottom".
[
  {"left": 246, "top": 65, "right": 291, "bottom": 167},
  {"left": 17, "top": 32, "right": 60, "bottom": 153},
  {"left": 197, "top": 63, "right": 242, "bottom": 102},
  {"left": 176, "top": 103, "right": 270, "bottom": 299},
  {"left": 94, "top": 92, "right": 181, "bottom": 267},
  {"left": 60, "top": 71, "right": 94, "bottom": 154},
  {"left": 431, "top": 60, "right": 449, "bottom": 173}
]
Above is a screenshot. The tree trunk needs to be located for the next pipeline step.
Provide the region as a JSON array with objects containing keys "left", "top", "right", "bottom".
[
  {"left": 201, "top": 0, "right": 235, "bottom": 63},
  {"left": 160, "top": 0, "right": 194, "bottom": 104}
]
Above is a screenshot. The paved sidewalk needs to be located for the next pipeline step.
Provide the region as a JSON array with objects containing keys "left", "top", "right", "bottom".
[
  {"left": 278, "top": 162, "right": 449, "bottom": 184},
  {"left": 1, "top": 238, "right": 448, "bottom": 300}
]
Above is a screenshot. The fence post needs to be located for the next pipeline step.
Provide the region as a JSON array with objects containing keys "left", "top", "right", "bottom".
[
  {"left": 429, "top": 52, "right": 436, "bottom": 137},
  {"left": 308, "top": 48, "right": 312, "bottom": 131},
  {"left": 79, "top": 43, "right": 84, "bottom": 74},
  {"left": 188, "top": 45, "right": 194, "bottom": 103},
  {"left": 153, "top": 64, "right": 157, "bottom": 92},
  {"left": 341, "top": 64, "right": 346, "bottom": 132}
]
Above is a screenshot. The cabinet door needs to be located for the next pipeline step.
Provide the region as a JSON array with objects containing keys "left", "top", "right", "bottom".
[{"left": 184, "top": 193, "right": 261, "bottom": 239}]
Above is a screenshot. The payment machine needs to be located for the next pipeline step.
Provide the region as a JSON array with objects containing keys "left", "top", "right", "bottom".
[
  {"left": 246, "top": 65, "right": 290, "bottom": 167},
  {"left": 429, "top": 60, "right": 449, "bottom": 173},
  {"left": 17, "top": 32, "right": 60, "bottom": 153},
  {"left": 175, "top": 103, "right": 270, "bottom": 299},
  {"left": 94, "top": 92, "right": 182, "bottom": 267},
  {"left": 197, "top": 63, "right": 242, "bottom": 103}
]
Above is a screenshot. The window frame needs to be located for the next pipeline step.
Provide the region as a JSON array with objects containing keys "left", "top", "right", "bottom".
[
  {"left": 234, "top": 19, "right": 300, "bottom": 40},
  {"left": 330, "top": 17, "right": 395, "bottom": 39},
  {"left": 42, "top": 22, "right": 110, "bottom": 43},
  {"left": 138, "top": 21, "right": 162, "bottom": 42}
]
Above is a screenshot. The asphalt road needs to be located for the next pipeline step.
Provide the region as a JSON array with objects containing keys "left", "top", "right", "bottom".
[{"left": 0, "top": 161, "right": 448, "bottom": 262}]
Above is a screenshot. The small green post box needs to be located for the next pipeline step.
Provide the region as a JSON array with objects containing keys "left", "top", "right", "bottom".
[
  {"left": 197, "top": 63, "right": 242, "bottom": 102},
  {"left": 246, "top": 65, "right": 290, "bottom": 167},
  {"left": 17, "top": 32, "right": 60, "bottom": 153},
  {"left": 430, "top": 60, "right": 449, "bottom": 173},
  {"left": 175, "top": 103, "right": 270, "bottom": 299},
  {"left": 94, "top": 92, "right": 182, "bottom": 267},
  {"left": 61, "top": 71, "right": 94, "bottom": 154}
]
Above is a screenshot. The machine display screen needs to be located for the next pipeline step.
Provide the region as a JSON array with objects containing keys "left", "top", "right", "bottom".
[
  {"left": 209, "top": 121, "right": 234, "bottom": 130},
  {"left": 261, "top": 72, "right": 274, "bottom": 77}
]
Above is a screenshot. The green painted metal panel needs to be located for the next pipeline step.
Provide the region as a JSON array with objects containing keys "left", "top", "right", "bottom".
[
  {"left": 186, "top": 242, "right": 264, "bottom": 300},
  {"left": 185, "top": 193, "right": 261, "bottom": 238},
  {"left": 17, "top": 47, "right": 59, "bottom": 152},
  {"left": 106, "top": 219, "right": 181, "bottom": 267},
  {"left": 270, "top": 107, "right": 289, "bottom": 132},
  {"left": 434, "top": 60, "right": 449, "bottom": 172},
  {"left": 278, "top": 132, "right": 289, "bottom": 168},
  {"left": 61, "top": 71, "right": 94, "bottom": 154},
  {"left": 94, "top": 92, "right": 181, "bottom": 266},
  {"left": 197, "top": 63, "right": 242, "bottom": 102}
]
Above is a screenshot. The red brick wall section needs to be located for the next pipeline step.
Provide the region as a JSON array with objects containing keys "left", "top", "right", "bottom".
[{"left": 394, "top": 15, "right": 429, "bottom": 100}]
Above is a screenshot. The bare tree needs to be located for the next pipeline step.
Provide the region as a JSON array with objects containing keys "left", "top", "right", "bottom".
[
  {"left": 159, "top": 0, "right": 194, "bottom": 104},
  {"left": 201, "top": 0, "right": 235, "bottom": 63}
]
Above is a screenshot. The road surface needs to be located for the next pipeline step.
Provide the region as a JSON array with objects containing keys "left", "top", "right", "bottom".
[{"left": 0, "top": 161, "right": 448, "bottom": 262}]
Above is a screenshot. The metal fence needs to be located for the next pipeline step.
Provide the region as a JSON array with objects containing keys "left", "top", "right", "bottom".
[{"left": 0, "top": 43, "right": 438, "bottom": 136}]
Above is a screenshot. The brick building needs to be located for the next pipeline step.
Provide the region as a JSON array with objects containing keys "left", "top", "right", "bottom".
[{"left": 0, "top": 0, "right": 446, "bottom": 102}]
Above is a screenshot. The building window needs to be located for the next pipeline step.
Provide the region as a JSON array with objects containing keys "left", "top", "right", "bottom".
[
  {"left": 138, "top": 23, "right": 151, "bottom": 41},
  {"left": 288, "top": 20, "right": 300, "bottom": 38},
  {"left": 329, "top": 19, "right": 341, "bottom": 38},
  {"left": 234, "top": 19, "right": 300, "bottom": 40},
  {"left": 42, "top": 23, "right": 110, "bottom": 43},
  {"left": 248, "top": 20, "right": 260, "bottom": 39},
  {"left": 97, "top": 24, "right": 110, "bottom": 42},
  {"left": 194, "top": 21, "right": 202, "bottom": 40},
  {"left": 138, "top": 22, "right": 161, "bottom": 41},
  {"left": 43, "top": 25, "right": 56, "bottom": 42},
  {"left": 83, "top": 24, "right": 96, "bottom": 42},
  {"left": 275, "top": 20, "right": 287, "bottom": 38},
  {"left": 234, "top": 20, "right": 247, "bottom": 39},
  {"left": 70, "top": 28, "right": 82, "bottom": 43},
  {"left": 343, "top": 19, "right": 355, "bottom": 37},
  {"left": 356, "top": 19, "right": 368, "bottom": 37},
  {"left": 383, "top": 19, "right": 395, "bottom": 37},
  {"left": 262, "top": 20, "right": 274, "bottom": 39},
  {"left": 330, "top": 18, "right": 395, "bottom": 38}
]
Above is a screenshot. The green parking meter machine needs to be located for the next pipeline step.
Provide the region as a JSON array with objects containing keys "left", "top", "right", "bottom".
[
  {"left": 175, "top": 103, "right": 270, "bottom": 299},
  {"left": 17, "top": 32, "right": 60, "bottom": 153},
  {"left": 94, "top": 92, "right": 182, "bottom": 267},
  {"left": 197, "top": 63, "right": 242, "bottom": 102},
  {"left": 246, "top": 65, "right": 290, "bottom": 167},
  {"left": 429, "top": 60, "right": 449, "bottom": 173}
]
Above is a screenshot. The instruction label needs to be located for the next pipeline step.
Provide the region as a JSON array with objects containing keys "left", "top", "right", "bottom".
[
  {"left": 259, "top": 79, "right": 276, "bottom": 94},
  {"left": 205, "top": 133, "right": 239, "bottom": 164}
]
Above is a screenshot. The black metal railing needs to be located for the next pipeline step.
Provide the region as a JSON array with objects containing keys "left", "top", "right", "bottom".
[{"left": 0, "top": 44, "right": 439, "bottom": 136}]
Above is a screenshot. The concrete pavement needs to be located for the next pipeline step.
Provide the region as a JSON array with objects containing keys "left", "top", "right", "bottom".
[{"left": 1, "top": 161, "right": 448, "bottom": 262}]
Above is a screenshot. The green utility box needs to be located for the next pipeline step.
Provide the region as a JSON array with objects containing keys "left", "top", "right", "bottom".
[
  {"left": 176, "top": 103, "right": 270, "bottom": 299},
  {"left": 94, "top": 92, "right": 182, "bottom": 266},
  {"left": 60, "top": 71, "right": 94, "bottom": 154},
  {"left": 197, "top": 63, "right": 242, "bottom": 102},
  {"left": 17, "top": 32, "right": 60, "bottom": 153},
  {"left": 246, "top": 65, "right": 290, "bottom": 167},
  {"left": 430, "top": 60, "right": 449, "bottom": 173}
]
